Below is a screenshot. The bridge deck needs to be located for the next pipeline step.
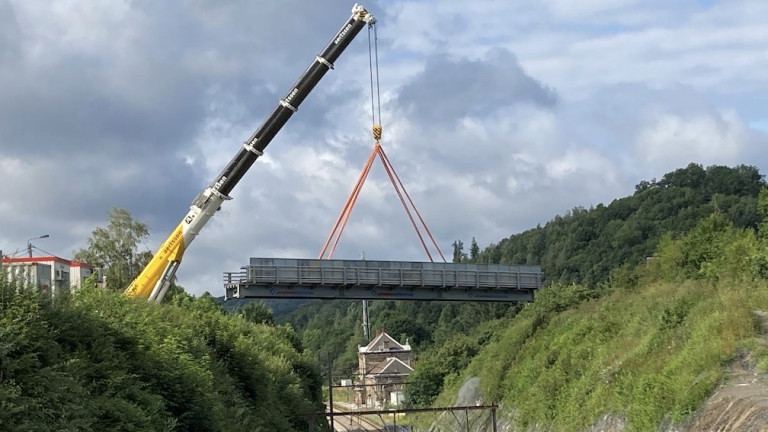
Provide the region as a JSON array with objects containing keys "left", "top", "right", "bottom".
[{"left": 224, "top": 258, "right": 541, "bottom": 302}]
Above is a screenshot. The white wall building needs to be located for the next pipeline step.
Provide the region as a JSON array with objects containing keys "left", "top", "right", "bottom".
[{"left": 2, "top": 255, "right": 95, "bottom": 295}]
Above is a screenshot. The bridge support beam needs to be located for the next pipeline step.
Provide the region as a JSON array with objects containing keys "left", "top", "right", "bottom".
[{"left": 224, "top": 258, "right": 541, "bottom": 303}]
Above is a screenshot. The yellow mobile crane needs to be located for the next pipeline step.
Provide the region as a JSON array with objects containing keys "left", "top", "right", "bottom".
[{"left": 125, "top": 4, "right": 376, "bottom": 303}]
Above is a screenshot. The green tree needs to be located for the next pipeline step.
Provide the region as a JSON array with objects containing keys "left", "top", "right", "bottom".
[
  {"left": 470, "top": 237, "right": 480, "bottom": 262},
  {"left": 752, "top": 188, "right": 768, "bottom": 278},
  {"left": 476, "top": 164, "right": 765, "bottom": 286},
  {"left": 237, "top": 302, "right": 275, "bottom": 326},
  {"left": 659, "top": 162, "right": 706, "bottom": 189},
  {"left": 405, "top": 363, "right": 443, "bottom": 408},
  {"left": 758, "top": 188, "right": 768, "bottom": 241},
  {"left": 74, "top": 207, "right": 150, "bottom": 290},
  {"left": 452, "top": 240, "right": 465, "bottom": 263}
]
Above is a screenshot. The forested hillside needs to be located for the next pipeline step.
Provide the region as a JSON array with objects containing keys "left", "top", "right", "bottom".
[
  {"left": 420, "top": 193, "right": 768, "bottom": 430},
  {"left": 478, "top": 163, "right": 763, "bottom": 286},
  {"left": 0, "top": 280, "right": 328, "bottom": 432},
  {"left": 277, "top": 163, "right": 767, "bottom": 416},
  {"left": 4, "top": 163, "right": 763, "bottom": 431},
  {"left": 283, "top": 298, "right": 517, "bottom": 379}
]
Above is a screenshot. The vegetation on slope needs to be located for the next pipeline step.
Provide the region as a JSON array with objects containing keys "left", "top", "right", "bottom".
[
  {"left": 477, "top": 163, "right": 763, "bottom": 286},
  {"left": 0, "top": 278, "right": 327, "bottom": 432},
  {"left": 281, "top": 298, "right": 519, "bottom": 380},
  {"left": 3, "top": 164, "right": 763, "bottom": 430},
  {"left": 280, "top": 163, "right": 765, "bottom": 405},
  {"left": 429, "top": 190, "right": 768, "bottom": 430}
]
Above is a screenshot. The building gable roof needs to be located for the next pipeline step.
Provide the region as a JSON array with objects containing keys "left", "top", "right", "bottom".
[
  {"left": 359, "top": 331, "right": 411, "bottom": 353},
  {"left": 367, "top": 357, "right": 413, "bottom": 376}
]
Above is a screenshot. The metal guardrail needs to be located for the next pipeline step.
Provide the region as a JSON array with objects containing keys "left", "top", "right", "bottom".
[
  {"left": 224, "top": 265, "right": 541, "bottom": 290},
  {"left": 223, "top": 258, "right": 542, "bottom": 303}
]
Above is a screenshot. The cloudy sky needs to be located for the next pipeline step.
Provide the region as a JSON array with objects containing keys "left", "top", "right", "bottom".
[{"left": 1, "top": 0, "right": 766, "bottom": 296}]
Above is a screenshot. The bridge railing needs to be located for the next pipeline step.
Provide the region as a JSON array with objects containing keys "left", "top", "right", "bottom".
[{"left": 223, "top": 260, "right": 541, "bottom": 290}]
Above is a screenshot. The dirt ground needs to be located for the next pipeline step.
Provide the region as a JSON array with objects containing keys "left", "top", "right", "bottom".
[{"left": 681, "top": 310, "right": 768, "bottom": 432}]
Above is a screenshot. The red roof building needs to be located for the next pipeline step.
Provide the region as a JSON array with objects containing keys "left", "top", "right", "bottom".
[{"left": 2, "top": 255, "right": 95, "bottom": 295}]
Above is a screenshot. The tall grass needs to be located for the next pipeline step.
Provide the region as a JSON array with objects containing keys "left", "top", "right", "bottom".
[{"left": 433, "top": 214, "right": 768, "bottom": 430}]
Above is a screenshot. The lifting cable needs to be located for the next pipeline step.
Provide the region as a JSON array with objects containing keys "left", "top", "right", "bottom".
[
  {"left": 369, "top": 23, "right": 382, "bottom": 138},
  {"left": 318, "top": 22, "right": 446, "bottom": 262}
]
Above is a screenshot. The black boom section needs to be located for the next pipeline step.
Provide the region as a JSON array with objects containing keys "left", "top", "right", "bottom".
[{"left": 214, "top": 14, "right": 369, "bottom": 196}]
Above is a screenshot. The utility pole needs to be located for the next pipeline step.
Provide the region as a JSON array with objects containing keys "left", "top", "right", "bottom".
[
  {"left": 362, "top": 300, "right": 370, "bottom": 341},
  {"left": 492, "top": 405, "right": 498, "bottom": 432},
  {"left": 327, "top": 353, "right": 334, "bottom": 431},
  {"left": 360, "top": 251, "right": 371, "bottom": 342},
  {"left": 26, "top": 234, "right": 50, "bottom": 258}
]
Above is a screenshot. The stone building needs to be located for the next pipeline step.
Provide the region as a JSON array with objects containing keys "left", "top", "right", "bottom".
[{"left": 355, "top": 330, "right": 413, "bottom": 407}]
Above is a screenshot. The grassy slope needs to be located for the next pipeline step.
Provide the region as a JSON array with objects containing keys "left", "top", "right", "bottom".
[
  {"left": 409, "top": 185, "right": 768, "bottom": 431},
  {"left": 432, "top": 268, "right": 768, "bottom": 430}
]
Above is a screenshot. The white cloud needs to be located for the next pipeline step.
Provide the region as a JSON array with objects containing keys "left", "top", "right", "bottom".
[
  {"left": 546, "top": 149, "right": 617, "bottom": 181},
  {"left": 636, "top": 110, "right": 749, "bottom": 171},
  {"left": 1, "top": 0, "right": 766, "bottom": 296},
  {"left": 544, "top": 0, "right": 645, "bottom": 19}
]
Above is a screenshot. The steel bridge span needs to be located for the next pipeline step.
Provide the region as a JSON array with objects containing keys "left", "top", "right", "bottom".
[{"left": 224, "top": 258, "right": 541, "bottom": 302}]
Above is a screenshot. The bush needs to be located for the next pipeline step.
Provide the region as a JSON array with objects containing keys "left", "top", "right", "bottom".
[{"left": 0, "top": 284, "right": 326, "bottom": 432}]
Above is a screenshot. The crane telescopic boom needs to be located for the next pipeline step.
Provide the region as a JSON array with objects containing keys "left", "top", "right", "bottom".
[{"left": 125, "top": 4, "right": 376, "bottom": 303}]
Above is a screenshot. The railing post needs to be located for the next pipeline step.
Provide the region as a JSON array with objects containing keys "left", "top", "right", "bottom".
[
  {"left": 492, "top": 405, "right": 497, "bottom": 432},
  {"left": 327, "top": 353, "right": 334, "bottom": 431},
  {"left": 275, "top": 265, "right": 279, "bottom": 284}
]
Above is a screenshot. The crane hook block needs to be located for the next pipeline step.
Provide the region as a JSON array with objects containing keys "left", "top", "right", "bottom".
[{"left": 372, "top": 124, "right": 382, "bottom": 142}]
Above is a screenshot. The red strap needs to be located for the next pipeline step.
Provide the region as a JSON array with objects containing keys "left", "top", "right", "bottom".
[
  {"left": 319, "top": 142, "right": 446, "bottom": 263},
  {"left": 378, "top": 146, "right": 446, "bottom": 263},
  {"left": 318, "top": 146, "right": 377, "bottom": 259}
]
